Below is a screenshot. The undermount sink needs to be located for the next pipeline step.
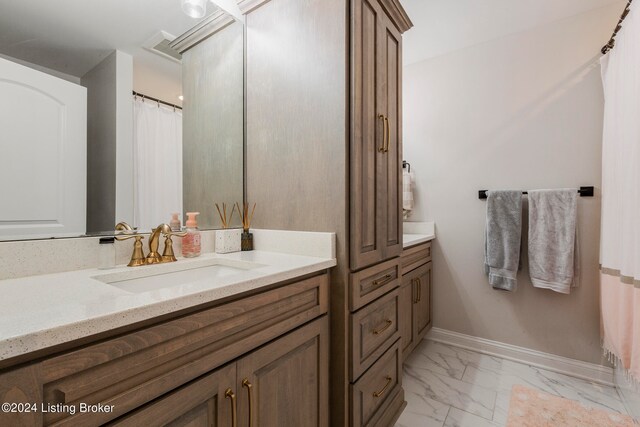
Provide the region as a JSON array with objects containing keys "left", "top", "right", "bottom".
[{"left": 92, "top": 258, "right": 263, "bottom": 294}]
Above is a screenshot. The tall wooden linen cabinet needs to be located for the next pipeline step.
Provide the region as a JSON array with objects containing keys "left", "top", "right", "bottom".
[{"left": 245, "top": 0, "right": 412, "bottom": 425}]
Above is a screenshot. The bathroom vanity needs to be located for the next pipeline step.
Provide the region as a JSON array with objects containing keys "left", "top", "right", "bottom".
[{"left": 0, "top": 244, "right": 335, "bottom": 426}]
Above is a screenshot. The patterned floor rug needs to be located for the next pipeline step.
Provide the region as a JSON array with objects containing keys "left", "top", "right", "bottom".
[{"left": 507, "top": 384, "right": 636, "bottom": 426}]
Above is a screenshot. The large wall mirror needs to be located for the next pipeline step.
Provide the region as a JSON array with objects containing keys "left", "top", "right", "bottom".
[{"left": 0, "top": 0, "right": 244, "bottom": 241}]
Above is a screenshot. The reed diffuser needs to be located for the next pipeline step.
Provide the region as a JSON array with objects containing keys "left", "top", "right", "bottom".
[
  {"left": 236, "top": 202, "right": 256, "bottom": 251},
  {"left": 214, "top": 203, "right": 241, "bottom": 254}
]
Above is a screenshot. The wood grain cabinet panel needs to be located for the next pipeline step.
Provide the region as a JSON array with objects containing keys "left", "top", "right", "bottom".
[
  {"left": 112, "top": 317, "right": 329, "bottom": 427},
  {"left": 350, "top": 0, "right": 403, "bottom": 271},
  {"left": 350, "top": 289, "right": 400, "bottom": 380},
  {"left": 398, "top": 245, "right": 433, "bottom": 360},
  {"left": 237, "top": 316, "right": 329, "bottom": 427},
  {"left": 350, "top": 340, "right": 404, "bottom": 427},
  {"left": 349, "top": 258, "right": 400, "bottom": 311},
  {"left": 108, "top": 363, "right": 236, "bottom": 427},
  {"left": 401, "top": 242, "right": 431, "bottom": 275},
  {"left": 415, "top": 263, "right": 432, "bottom": 341},
  {"left": 398, "top": 274, "right": 416, "bottom": 357}
]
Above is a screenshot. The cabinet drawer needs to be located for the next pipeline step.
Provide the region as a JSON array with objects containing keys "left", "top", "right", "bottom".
[
  {"left": 38, "top": 274, "right": 329, "bottom": 426},
  {"left": 350, "top": 289, "right": 400, "bottom": 380},
  {"left": 349, "top": 258, "right": 400, "bottom": 311},
  {"left": 351, "top": 340, "right": 402, "bottom": 427},
  {"left": 401, "top": 242, "right": 431, "bottom": 275}
]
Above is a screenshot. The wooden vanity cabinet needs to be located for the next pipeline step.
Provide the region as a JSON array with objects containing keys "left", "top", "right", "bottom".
[
  {"left": 0, "top": 273, "right": 329, "bottom": 427},
  {"left": 112, "top": 317, "right": 328, "bottom": 427},
  {"left": 399, "top": 242, "right": 433, "bottom": 360}
]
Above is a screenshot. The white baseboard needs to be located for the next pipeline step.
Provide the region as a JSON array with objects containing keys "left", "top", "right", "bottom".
[{"left": 426, "top": 328, "right": 614, "bottom": 387}]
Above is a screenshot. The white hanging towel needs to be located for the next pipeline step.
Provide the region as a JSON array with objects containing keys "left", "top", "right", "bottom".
[{"left": 403, "top": 168, "right": 414, "bottom": 217}]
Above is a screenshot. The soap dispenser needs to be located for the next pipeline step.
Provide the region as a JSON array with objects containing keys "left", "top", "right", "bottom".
[
  {"left": 182, "top": 212, "right": 201, "bottom": 258},
  {"left": 170, "top": 213, "right": 181, "bottom": 232}
]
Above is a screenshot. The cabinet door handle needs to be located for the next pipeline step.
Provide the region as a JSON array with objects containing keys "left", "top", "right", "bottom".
[
  {"left": 372, "top": 274, "right": 392, "bottom": 287},
  {"left": 378, "top": 114, "right": 387, "bottom": 153},
  {"left": 372, "top": 319, "right": 393, "bottom": 335},
  {"left": 242, "top": 378, "right": 254, "bottom": 427},
  {"left": 417, "top": 278, "right": 422, "bottom": 302},
  {"left": 384, "top": 116, "right": 390, "bottom": 153},
  {"left": 412, "top": 278, "right": 419, "bottom": 304},
  {"left": 225, "top": 388, "right": 237, "bottom": 427},
  {"left": 373, "top": 376, "right": 393, "bottom": 398}
]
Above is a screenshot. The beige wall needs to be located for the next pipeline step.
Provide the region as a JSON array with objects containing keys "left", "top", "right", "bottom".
[
  {"left": 182, "top": 22, "right": 244, "bottom": 229},
  {"left": 403, "top": 4, "right": 623, "bottom": 364}
]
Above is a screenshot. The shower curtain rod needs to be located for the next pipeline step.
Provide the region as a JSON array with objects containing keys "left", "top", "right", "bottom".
[
  {"left": 132, "top": 91, "right": 182, "bottom": 110},
  {"left": 478, "top": 187, "right": 594, "bottom": 200},
  {"left": 602, "top": 0, "right": 634, "bottom": 54}
]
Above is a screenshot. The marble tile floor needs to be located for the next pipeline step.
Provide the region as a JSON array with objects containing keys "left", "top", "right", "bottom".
[{"left": 395, "top": 339, "right": 633, "bottom": 427}]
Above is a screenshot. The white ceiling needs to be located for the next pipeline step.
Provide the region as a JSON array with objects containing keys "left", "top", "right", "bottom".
[
  {"left": 0, "top": 0, "right": 219, "bottom": 86},
  {"left": 401, "top": 0, "right": 624, "bottom": 66}
]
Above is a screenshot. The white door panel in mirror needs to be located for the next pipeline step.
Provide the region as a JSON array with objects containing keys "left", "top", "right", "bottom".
[{"left": 0, "top": 57, "right": 87, "bottom": 239}]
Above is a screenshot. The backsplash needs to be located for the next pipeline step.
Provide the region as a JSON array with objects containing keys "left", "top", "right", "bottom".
[
  {"left": 0, "top": 229, "right": 336, "bottom": 280},
  {"left": 0, "top": 231, "right": 217, "bottom": 280}
]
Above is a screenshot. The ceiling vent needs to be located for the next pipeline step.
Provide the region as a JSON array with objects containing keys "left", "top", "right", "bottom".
[{"left": 143, "top": 31, "right": 182, "bottom": 63}]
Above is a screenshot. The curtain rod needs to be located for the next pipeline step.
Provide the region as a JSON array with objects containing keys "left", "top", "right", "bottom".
[
  {"left": 132, "top": 90, "right": 182, "bottom": 110},
  {"left": 602, "top": 0, "right": 634, "bottom": 54},
  {"left": 478, "top": 187, "right": 595, "bottom": 200}
]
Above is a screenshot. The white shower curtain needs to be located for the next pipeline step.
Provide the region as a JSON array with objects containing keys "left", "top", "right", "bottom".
[
  {"left": 133, "top": 98, "right": 183, "bottom": 232},
  {"left": 600, "top": 0, "right": 640, "bottom": 384}
]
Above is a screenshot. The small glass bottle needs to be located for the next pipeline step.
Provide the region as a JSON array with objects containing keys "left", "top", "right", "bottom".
[
  {"left": 182, "top": 212, "right": 201, "bottom": 258},
  {"left": 98, "top": 237, "right": 116, "bottom": 269},
  {"left": 170, "top": 213, "right": 181, "bottom": 232}
]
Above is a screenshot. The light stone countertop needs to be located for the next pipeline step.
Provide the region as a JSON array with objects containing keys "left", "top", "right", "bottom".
[
  {"left": 403, "top": 233, "right": 435, "bottom": 248},
  {"left": 0, "top": 250, "right": 336, "bottom": 363},
  {"left": 403, "top": 221, "right": 436, "bottom": 248}
]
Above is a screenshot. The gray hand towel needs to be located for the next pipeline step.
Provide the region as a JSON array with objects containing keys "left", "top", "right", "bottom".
[
  {"left": 528, "top": 189, "right": 579, "bottom": 294},
  {"left": 484, "top": 191, "right": 523, "bottom": 291}
]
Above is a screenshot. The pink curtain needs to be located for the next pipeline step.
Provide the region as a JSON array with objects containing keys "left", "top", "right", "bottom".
[{"left": 600, "top": 1, "right": 640, "bottom": 384}]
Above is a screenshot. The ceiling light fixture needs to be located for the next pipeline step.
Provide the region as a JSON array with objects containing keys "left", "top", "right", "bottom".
[
  {"left": 181, "top": 0, "right": 244, "bottom": 22},
  {"left": 181, "top": 0, "right": 207, "bottom": 18},
  {"left": 178, "top": 95, "right": 184, "bottom": 101}
]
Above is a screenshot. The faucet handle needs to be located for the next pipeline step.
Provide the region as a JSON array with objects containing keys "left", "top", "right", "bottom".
[
  {"left": 161, "top": 230, "right": 187, "bottom": 263},
  {"left": 115, "top": 222, "right": 137, "bottom": 233},
  {"left": 114, "top": 234, "right": 147, "bottom": 267}
]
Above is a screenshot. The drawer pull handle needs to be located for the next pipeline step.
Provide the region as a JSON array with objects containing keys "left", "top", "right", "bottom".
[
  {"left": 242, "top": 378, "right": 254, "bottom": 427},
  {"left": 373, "top": 376, "right": 392, "bottom": 398},
  {"left": 225, "top": 388, "right": 237, "bottom": 427},
  {"left": 373, "top": 319, "right": 393, "bottom": 335},
  {"left": 372, "top": 274, "right": 393, "bottom": 287}
]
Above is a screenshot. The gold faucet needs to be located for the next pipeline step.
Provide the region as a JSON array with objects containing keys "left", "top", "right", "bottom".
[
  {"left": 115, "top": 222, "right": 187, "bottom": 267},
  {"left": 146, "top": 224, "right": 169, "bottom": 264}
]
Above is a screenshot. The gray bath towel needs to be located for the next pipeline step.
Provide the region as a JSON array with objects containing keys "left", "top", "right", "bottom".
[
  {"left": 484, "top": 191, "right": 523, "bottom": 291},
  {"left": 528, "top": 189, "right": 579, "bottom": 294}
]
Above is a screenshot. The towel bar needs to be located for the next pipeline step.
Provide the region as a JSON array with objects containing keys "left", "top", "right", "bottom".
[{"left": 478, "top": 186, "right": 594, "bottom": 200}]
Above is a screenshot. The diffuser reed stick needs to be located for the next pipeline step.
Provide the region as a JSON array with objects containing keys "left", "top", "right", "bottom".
[
  {"left": 236, "top": 202, "right": 256, "bottom": 232},
  {"left": 215, "top": 203, "right": 236, "bottom": 229}
]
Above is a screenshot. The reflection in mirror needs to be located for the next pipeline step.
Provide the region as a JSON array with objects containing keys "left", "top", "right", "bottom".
[{"left": 0, "top": 0, "right": 244, "bottom": 241}]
